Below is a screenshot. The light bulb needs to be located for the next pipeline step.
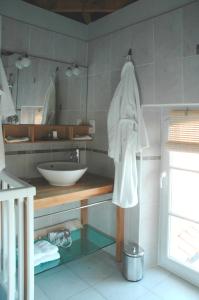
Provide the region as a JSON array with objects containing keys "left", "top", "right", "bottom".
[
  {"left": 72, "top": 65, "right": 81, "bottom": 76},
  {"left": 65, "top": 67, "right": 72, "bottom": 77},
  {"left": 15, "top": 59, "right": 23, "bottom": 70},
  {"left": 21, "top": 56, "right": 31, "bottom": 68}
]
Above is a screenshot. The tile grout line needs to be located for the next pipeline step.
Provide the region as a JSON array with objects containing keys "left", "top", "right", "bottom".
[{"left": 5, "top": 147, "right": 161, "bottom": 161}]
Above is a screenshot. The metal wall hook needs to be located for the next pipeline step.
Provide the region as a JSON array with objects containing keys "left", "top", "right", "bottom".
[{"left": 125, "top": 48, "right": 133, "bottom": 61}]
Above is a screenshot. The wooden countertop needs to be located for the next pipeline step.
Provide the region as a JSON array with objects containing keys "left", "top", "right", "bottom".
[{"left": 25, "top": 173, "right": 113, "bottom": 210}]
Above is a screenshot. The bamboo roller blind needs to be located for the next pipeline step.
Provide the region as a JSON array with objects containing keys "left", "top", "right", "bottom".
[{"left": 167, "top": 110, "right": 199, "bottom": 153}]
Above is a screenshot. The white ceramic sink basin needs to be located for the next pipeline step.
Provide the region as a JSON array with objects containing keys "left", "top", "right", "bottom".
[{"left": 37, "top": 162, "right": 87, "bottom": 186}]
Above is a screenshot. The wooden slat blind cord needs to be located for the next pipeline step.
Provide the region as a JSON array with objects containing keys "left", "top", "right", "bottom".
[{"left": 167, "top": 110, "right": 199, "bottom": 153}]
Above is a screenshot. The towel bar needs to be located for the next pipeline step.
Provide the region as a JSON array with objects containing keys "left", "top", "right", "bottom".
[{"left": 34, "top": 198, "right": 112, "bottom": 219}]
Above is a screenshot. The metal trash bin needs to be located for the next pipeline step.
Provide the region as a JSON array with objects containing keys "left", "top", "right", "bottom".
[{"left": 122, "top": 242, "right": 144, "bottom": 281}]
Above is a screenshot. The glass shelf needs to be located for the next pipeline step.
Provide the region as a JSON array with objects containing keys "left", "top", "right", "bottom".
[{"left": 34, "top": 225, "right": 115, "bottom": 275}]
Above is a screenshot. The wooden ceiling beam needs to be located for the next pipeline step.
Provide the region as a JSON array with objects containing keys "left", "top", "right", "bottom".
[{"left": 28, "top": 0, "right": 130, "bottom": 13}]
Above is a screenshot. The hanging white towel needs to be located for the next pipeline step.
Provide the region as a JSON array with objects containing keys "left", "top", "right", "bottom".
[
  {"left": 107, "top": 61, "right": 149, "bottom": 208},
  {"left": 0, "top": 58, "right": 16, "bottom": 171},
  {"left": 42, "top": 77, "right": 56, "bottom": 124}
]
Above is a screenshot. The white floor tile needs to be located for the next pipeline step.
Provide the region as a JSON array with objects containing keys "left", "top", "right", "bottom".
[
  {"left": 152, "top": 274, "right": 199, "bottom": 300},
  {"left": 94, "top": 271, "right": 149, "bottom": 300},
  {"left": 68, "top": 251, "right": 119, "bottom": 286},
  {"left": 35, "top": 251, "right": 199, "bottom": 300},
  {"left": 67, "top": 287, "right": 106, "bottom": 300},
  {"left": 35, "top": 285, "right": 49, "bottom": 300},
  {"left": 35, "top": 264, "right": 68, "bottom": 279},
  {"left": 140, "top": 267, "right": 170, "bottom": 289},
  {"left": 35, "top": 267, "right": 89, "bottom": 300},
  {"left": 136, "top": 291, "right": 161, "bottom": 300}
]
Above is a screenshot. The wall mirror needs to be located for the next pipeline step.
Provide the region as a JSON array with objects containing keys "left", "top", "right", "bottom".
[{"left": 2, "top": 51, "right": 88, "bottom": 125}]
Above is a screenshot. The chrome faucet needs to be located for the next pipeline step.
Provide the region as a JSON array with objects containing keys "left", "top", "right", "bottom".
[{"left": 69, "top": 148, "right": 80, "bottom": 163}]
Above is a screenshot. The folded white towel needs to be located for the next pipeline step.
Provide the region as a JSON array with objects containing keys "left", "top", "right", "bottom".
[
  {"left": 5, "top": 136, "right": 30, "bottom": 143},
  {"left": 34, "top": 240, "right": 60, "bottom": 267},
  {"left": 35, "top": 240, "right": 58, "bottom": 256},
  {"left": 34, "top": 252, "right": 60, "bottom": 267},
  {"left": 72, "top": 135, "right": 92, "bottom": 141}
]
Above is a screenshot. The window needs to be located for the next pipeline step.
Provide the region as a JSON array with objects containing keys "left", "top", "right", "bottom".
[{"left": 159, "top": 109, "right": 199, "bottom": 287}]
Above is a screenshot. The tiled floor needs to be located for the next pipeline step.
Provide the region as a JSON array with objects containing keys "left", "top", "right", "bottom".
[{"left": 35, "top": 251, "right": 199, "bottom": 300}]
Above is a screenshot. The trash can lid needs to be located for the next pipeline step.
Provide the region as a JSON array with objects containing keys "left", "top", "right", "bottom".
[{"left": 123, "top": 242, "right": 144, "bottom": 257}]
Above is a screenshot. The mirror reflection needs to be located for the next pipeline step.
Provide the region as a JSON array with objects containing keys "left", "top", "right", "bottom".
[{"left": 2, "top": 52, "right": 88, "bottom": 125}]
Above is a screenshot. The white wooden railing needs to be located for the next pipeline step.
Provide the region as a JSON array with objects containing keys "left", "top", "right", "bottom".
[{"left": 0, "top": 170, "right": 36, "bottom": 300}]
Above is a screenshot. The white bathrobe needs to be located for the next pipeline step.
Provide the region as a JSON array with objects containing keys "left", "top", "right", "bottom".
[
  {"left": 107, "top": 61, "right": 149, "bottom": 208},
  {"left": 42, "top": 77, "right": 56, "bottom": 124},
  {"left": 0, "top": 58, "right": 16, "bottom": 171}
]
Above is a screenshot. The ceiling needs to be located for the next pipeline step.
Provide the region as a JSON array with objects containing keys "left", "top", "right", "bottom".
[{"left": 23, "top": 0, "right": 139, "bottom": 24}]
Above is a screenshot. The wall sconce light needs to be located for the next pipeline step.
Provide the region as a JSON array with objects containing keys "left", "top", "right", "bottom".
[
  {"left": 65, "top": 67, "right": 73, "bottom": 77},
  {"left": 15, "top": 54, "right": 31, "bottom": 70},
  {"left": 72, "top": 64, "right": 81, "bottom": 76},
  {"left": 65, "top": 64, "right": 81, "bottom": 77},
  {"left": 15, "top": 58, "right": 23, "bottom": 70},
  {"left": 21, "top": 55, "right": 31, "bottom": 68}
]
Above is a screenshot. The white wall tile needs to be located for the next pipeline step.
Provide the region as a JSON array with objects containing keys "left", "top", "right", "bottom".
[
  {"left": 66, "top": 77, "right": 82, "bottom": 110},
  {"left": 94, "top": 73, "right": 111, "bottom": 111},
  {"left": 2, "top": 17, "right": 29, "bottom": 52},
  {"left": 183, "top": 56, "right": 199, "bottom": 103},
  {"left": 143, "top": 246, "right": 158, "bottom": 268},
  {"left": 75, "top": 39, "right": 88, "bottom": 65},
  {"left": 155, "top": 57, "right": 183, "bottom": 104},
  {"left": 183, "top": 1, "right": 199, "bottom": 57},
  {"left": 29, "top": 26, "right": 53, "bottom": 58},
  {"left": 87, "top": 76, "right": 96, "bottom": 113},
  {"left": 87, "top": 151, "right": 114, "bottom": 178},
  {"left": 87, "top": 110, "right": 108, "bottom": 151},
  {"left": 5, "top": 154, "right": 27, "bottom": 178},
  {"left": 52, "top": 32, "right": 76, "bottom": 62},
  {"left": 125, "top": 205, "right": 139, "bottom": 244},
  {"left": 110, "top": 70, "right": 120, "bottom": 99},
  {"left": 59, "top": 110, "right": 82, "bottom": 124},
  {"left": 140, "top": 160, "right": 160, "bottom": 206},
  {"left": 130, "top": 19, "right": 154, "bottom": 66},
  {"left": 142, "top": 109, "right": 161, "bottom": 156},
  {"left": 154, "top": 10, "right": 183, "bottom": 104},
  {"left": 155, "top": 9, "right": 183, "bottom": 62},
  {"left": 140, "top": 203, "right": 159, "bottom": 248},
  {"left": 88, "top": 35, "right": 111, "bottom": 76},
  {"left": 136, "top": 63, "right": 155, "bottom": 105},
  {"left": 110, "top": 27, "right": 132, "bottom": 71},
  {"left": 89, "top": 201, "right": 116, "bottom": 238},
  {"left": 27, "top": 152, "right": 53, "bottom": 178},
  {"left": 139, "top": 159, "right": 160, "bottom": 267},
  {"left": 87, "top": 73, "right": 111, "bottom": 112}
]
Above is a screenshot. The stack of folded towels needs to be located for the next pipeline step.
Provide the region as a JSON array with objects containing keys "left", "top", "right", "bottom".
[{"left": 34, "top": 240, "right": 60, "bottom": 267}]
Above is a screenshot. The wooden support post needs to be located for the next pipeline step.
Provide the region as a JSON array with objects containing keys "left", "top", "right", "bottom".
[
  {"left": 80, "top": 199, "right": 88, "bottom": 225},
  {"left": 80, "top": 199, "right": 88, "bottom": 253},
  {"left": 116, "top": 207, "right": 124, "bottom": 262}
]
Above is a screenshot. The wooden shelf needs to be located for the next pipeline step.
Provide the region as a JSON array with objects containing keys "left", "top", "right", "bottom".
[{"left": 2, "top": 124, "right": 91, "bottom": 144}]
